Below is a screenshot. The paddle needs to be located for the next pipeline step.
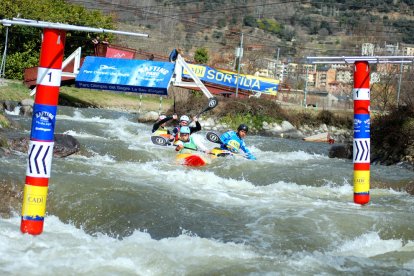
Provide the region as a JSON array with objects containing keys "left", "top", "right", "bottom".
[
  {"left": 151, "top": 135, "right": 171, "bottom": 146},
  {"left": 151, "top": 135, "right": 211, "bottom": 154},
  {"left": 189, "top": 97, "right": 218, "bottom": 124},
  {"left": 151, "top": 135, "right": 233, "bottom": 158}
]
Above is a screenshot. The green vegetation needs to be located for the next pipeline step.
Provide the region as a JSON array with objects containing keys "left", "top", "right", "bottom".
[
  {"left": 0, "top": 81, "right": 31, "bottom": 101},
  {"left": 371, "top": 106, "right": 414, "bottom": 165},
  {"left": 0, "top": 0, "right": 114, "bottom": 79},
  {"left": 59, "top": 86, "right": 172, "bottom": 111},
  {"left": 169, "top": 93, "right": 353, "bottom": 132},
  {"left": 0, "top": 81, "right": 172, "bottom": 112},
  {"left": 257, "top": 18, "right": 282, "bottom": 35},
  {"left": 0, "top": 114, "right": 10, "bottom": 128},
  {"left": 194, "top": 47, "right": 209, "bottom": 64}
]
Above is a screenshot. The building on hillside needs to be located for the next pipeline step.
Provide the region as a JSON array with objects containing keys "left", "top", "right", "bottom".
[
  {"left": 375, "top": 42, "right": 399, "bottom": 55},
  {"left": 302, "top": 64, "right": 317, "bottom": 74},
  {"left": 245, "top": 44, "right": 266, "bottom": 51},
  {"left": 336, "top": 69, "right": 353, "bottom": 84},
  {"left": 277, "top": 88, "right": 340, "bottom": 109},
  {"left": 331, "top": 63, "right": 353, "bottom": 70},
  {"left": 402, "top": 44, "right": 414, "bottom": 56},
  {"left": 377, "top": 63, "right": 400, "bottom": 74},
  {"left": 315, "top": 67, "right": 336, "bottom": 89},
  {"left": 254, "top": 68, "right": 273, "bottom": 78}
]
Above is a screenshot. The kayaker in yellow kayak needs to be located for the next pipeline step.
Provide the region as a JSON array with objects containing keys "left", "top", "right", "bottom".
[
  {"left": 152, "top": 114, "right": 177, "bottom": 143},
  {"left": 220, "top": 124, "right": 256, "bottom": 160},
  {"left": 175, "top": 126, "right": 211, "bottom": 154},
  {"left": 172, "top": 115, "right": 201, "bottom": 143}
]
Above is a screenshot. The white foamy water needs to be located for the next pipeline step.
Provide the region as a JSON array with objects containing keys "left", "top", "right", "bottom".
[
  {"left": 2, "top": 107, "right": 414, "bottom": 275},
  {"left": 0, "top": 216, "right": 259, "bottom": 275},
  {"left": 4, "top": 106, "right": 21, "bottom": 116}
]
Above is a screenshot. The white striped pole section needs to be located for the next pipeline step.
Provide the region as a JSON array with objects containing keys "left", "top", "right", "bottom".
[
  {"left": 353, "top": 61, "right": 370, "bottom": 205},
  {"left": 21, "top": 29, "right": 66, "bottom": 235}
]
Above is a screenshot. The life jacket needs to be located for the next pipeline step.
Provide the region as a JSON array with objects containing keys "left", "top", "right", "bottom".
[
  {"left": 153, "top": 127, "right": 168, "bottom": 136},
  {"left": 153, "top": 127, "right": 173, "bottom": 141},
  {"left": 227, "top": 139, "right": 241, "bottom": 152},
  {"left": 178, "top": 136, "right": 197, "bottom": 154},
  {"left": 173, "top": 126, "right": 181, "bottom": 142}
]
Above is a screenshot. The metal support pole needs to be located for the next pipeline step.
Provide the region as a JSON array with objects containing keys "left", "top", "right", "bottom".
[
  {"left": 304, "top": 65, "right": 309, "bottom": 108},
  {"left": 235, "top": 32, "right": 243, "bottom": 98},
  {"left": 353, "top": 61, "right": 371, "bottom": 205},
  {"left": 21, "top": 28, "right": 66, "bottom": 235},
  {"left": 397, "top": 62, "right": 403, "bottom": 107},
  {"left": 0, "top": 26, "right": 9, "bottom": 78},
  {"left": 159, "top": 96, "right": 162, "bottom": 115}
]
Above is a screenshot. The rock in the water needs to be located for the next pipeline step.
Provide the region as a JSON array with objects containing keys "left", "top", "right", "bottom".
[
  {"left": 405, "top": 180, "right": 414, "bottom": 195},
  {"left": 53, "top": 134, "right": 81, "bottom": 157},
  {"left": 329, "top": 143, "right": 353, "bottom": 159},
  {"left": 4, "top": 133, "right": 80, "bottom": 158},
  {"left": 137, "top": 111, "right": 159, "bottom": 123}
]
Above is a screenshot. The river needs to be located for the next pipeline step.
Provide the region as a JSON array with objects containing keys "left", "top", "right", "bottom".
[{"left": 1, "top": 106, "right": 414, "bottom": 275}]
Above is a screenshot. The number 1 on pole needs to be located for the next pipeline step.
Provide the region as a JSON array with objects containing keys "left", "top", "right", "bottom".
[{"left": 37, "top": 67, "right": 62, "bottom": 86}]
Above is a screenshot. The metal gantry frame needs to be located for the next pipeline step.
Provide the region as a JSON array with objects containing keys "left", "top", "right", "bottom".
[{"left": 307, "top": 55, "right": 414, "bottom": 205}]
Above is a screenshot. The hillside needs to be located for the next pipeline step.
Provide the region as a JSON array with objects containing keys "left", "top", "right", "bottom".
[{"left": 66, "top": 0, "right": 414, "bottom": 73}]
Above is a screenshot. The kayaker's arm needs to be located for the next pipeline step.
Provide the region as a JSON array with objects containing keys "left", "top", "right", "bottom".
[
  {"left": 175, "top": 140, "right": 184, "bottom": 151},
  {"left": 190, "top": 120, "right": 201, "bottom": 134},
  {"left": 239, "top": 141, "right": 256, "bottom": 160},
  {"left": 152, "top": 116, "right": 173, "bottom": 133}
]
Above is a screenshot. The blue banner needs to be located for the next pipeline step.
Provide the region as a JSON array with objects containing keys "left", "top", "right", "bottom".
[
  {"left": 354, "top": 114, "right": 370, "bottom": 139},
  {"left": 183, "top": 64, "right": 279, "bottom": 95},
  {"left": 75, "top": 57, "right": 175, "bottom": 95},
  {"left": 31, "top": 104, "right": 57, "bottom": 141}
]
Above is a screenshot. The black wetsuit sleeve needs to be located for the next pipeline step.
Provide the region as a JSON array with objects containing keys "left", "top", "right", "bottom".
[
  {"left": 152, "top": 116, "right": 172, "bottom": 133},
  {"left": 190, "top": 121, "right": 202, "bottom": 134}
]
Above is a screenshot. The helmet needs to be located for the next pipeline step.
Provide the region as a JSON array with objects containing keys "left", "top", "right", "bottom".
[
  {"left": 237, "top": 124, "right": 249, "bottom": 132},
  {"left": 180, "top": 126, "right": 191, "bottom": 134},
  {"left": 159, "top": 115, "right": 167, "bottom": 121},
  {"left": 180, "top": 115, "right": 190, "bottom": 122}
]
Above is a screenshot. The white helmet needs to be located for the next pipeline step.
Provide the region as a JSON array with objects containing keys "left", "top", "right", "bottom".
[{"left": 180, "top": 115, "right": 190, "bottom": 122}]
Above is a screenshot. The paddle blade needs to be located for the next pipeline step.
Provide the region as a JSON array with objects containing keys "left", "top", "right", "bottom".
[
  {"left": 207, "top": 97, "right": 218, "bottom": 110},
  {"left": 151, "top": 136, "right": 168, "bottom": 146},
  {"left": 197, "top": 97, "right": 219, "bottom": 117},
  {"left": 206, "top": 132, "right": 222, "bottom": 144}
]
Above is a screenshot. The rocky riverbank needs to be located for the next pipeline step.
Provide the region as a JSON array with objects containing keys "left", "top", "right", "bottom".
[
  {"left": 2, "top": 97, "right": 413, "bottom": 170},
  {"left": 137, "top": 110, "right": 353, "bottom": 143}
]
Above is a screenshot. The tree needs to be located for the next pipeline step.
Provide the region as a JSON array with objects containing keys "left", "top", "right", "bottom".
[
  {"left": 194, "top": 47, "right": 209, "bottom": 64},
  {"left": 0, "top": 0, "right": 114, "bottom": 80},
  {"left": 243, "top": 16, "right": 257, "bottom": 28},
  {"left": 371, "top": 66, "right": 399, "bottom": 112}
]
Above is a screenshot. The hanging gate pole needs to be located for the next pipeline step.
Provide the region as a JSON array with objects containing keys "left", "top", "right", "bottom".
[
  {"left": 307, "top": 55, "right": 414, "bottom": 205},
  {"left": 353, "top": 61, "right": 371, "bottom": 205},
  {"left": 159, "top": 96, "right": 163, "bottom": 115},
  {"left": 21, "top": 29, "right": 66, "bottom": 235},
  {"left": 1, "top": 17, "right": 148, "bottom": 235}
]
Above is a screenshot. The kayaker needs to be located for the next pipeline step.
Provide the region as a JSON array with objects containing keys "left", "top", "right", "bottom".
[
  {"left": 152, "top": 114, "right": 177, "bottom": 141},
  {"left": 175, "top": 126, "right": 210, "bottom": 154},
  {"left": 172, "top": 115, "right": 201, "bottom": 142},
  {"left": 220, "top": 124, "right": 256, "bottom": 160}
]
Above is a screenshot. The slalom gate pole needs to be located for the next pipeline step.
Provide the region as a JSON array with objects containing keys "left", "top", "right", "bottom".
[
  {"left": 353, "top": 61, "right": 370, "bottom": 205},
  {"left": 21, "top": 29, "right": 66, "bottom": 235}
]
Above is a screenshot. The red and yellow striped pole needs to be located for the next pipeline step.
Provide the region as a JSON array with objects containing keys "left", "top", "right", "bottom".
[
  {"left": 353, "top": 61, "right": 370, "bottom": 205},
  {"left": 21, "top": 29, "right": 66, "bottom": 235}
]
